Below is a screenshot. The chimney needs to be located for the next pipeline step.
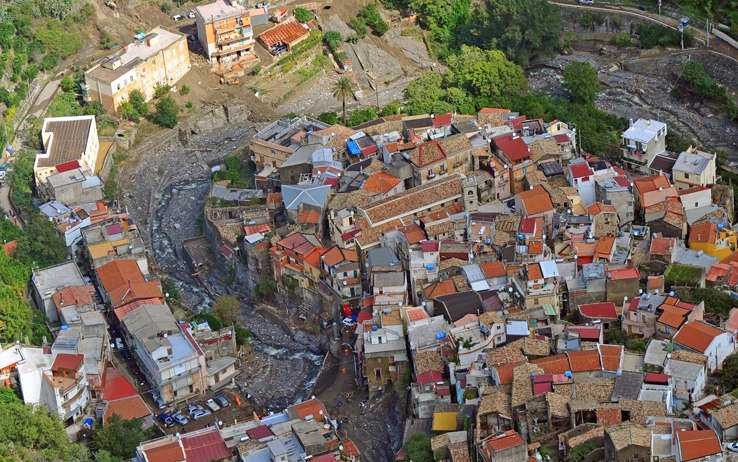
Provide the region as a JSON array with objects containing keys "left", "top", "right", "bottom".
[{"left": 629, "top": 118, "right": 633, "bottom": 128}]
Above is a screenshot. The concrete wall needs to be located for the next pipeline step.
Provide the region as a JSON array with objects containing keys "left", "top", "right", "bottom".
[{"left": 606, "top": 277, "right": 639, "bottom": 304}]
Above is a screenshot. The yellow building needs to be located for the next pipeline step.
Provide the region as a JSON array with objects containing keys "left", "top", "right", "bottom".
[
  {"left": 83, "top": 27, "right": 190, "bottom": 114},
  {"left": 688, "top": 222, "right": 737, "bottom": 262},
  {"left": 195, "top": 0, "right": 256, "bottom": 64}
]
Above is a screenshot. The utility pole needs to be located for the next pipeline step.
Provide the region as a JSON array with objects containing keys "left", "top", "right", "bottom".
[
  {"left": 658, "top": 0, "right": 661, "bottom": 14},
  {"left": 679, "top": 25, "right": 684, "bottom": 51}
]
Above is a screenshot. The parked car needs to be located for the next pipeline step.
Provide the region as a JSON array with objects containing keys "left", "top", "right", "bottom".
[
  {"left": 157, "top": 414, "right": 174, "bottom": 427},
  {"left": 214, "top": 396, "right": 229, "bottom": 407},
  {"left": 191, "top": 409, "right": 211, "bottom": 420},
  {"left": 0, "top": 164, "right": 8, "bottom": 171},
  {"left": 115, "top": 338, "right": 124, "bottom": 349},
  {"left": 0, "top": 171, "right": 6, "bottom": 180},
  {"left": 154, "top": 396, "right": 166, "bottom": 410},
  {"left": 342, "top": 317, "right": 355, "bottom": 327},
  {"left": 172, "top": 14, "right": 184, "bottom": 21},
  {"left": 578, "top": 0, "right": 594, "bottom": 4},
  {"left": 131, "top": 365, "right": 140, "bottom": 375},
  {"left": 728, "top": 442, "right": 738, "bottom": 453},
  {"left": 205, "top": 399, "right": 220, "bottom": 411},
  {"left": 187, "top": 403, "right": 204, "bottom": 415},
  {"left": 188, "top": 10, "right": 195, "bottom": 18},
  {"left": 171, "top": 412, "right": 188, "bottom": 425},
  {"left": 121, "top": 350, "right": 132, "bottom": 360}
]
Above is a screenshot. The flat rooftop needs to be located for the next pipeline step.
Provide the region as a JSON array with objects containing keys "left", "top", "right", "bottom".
[
  {"left": 39, "top": 116, "right": 94, "bottom": 168},
  {"left": 33, "top": 262, "right": 85, "bottom": 295},
  {"left": 87, "top": 27, "right": 183, "bottom": 82},
  {"left": 254, "top": 116, "right": 329, "bottom": 149},
  {"left": 196, "top": 0, "right": 248, "bottom": 22}
]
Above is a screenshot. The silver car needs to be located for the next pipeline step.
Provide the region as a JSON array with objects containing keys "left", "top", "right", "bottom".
[
  {"left": 171, "top": 412, "right": 188, "bottom": 425},
  {"left": 191, "top": 409, "right": 211, "bottom": 420},
  {"left": 153, "top": 397, "right": 166, "bottom": 410}
]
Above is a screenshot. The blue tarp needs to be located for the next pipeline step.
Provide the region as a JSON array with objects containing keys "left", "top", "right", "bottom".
[{"left": 346, "top": 140, "right": 361, "bottom": 156}]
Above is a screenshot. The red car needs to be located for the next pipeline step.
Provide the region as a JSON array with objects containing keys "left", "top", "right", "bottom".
[{"left": 131, "top": 365, "right": 140, "bottom": 375}]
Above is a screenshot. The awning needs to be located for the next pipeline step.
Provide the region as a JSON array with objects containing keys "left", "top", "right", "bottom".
[{"left": 543, "top": 303, "right": 556, "bottom": 316}]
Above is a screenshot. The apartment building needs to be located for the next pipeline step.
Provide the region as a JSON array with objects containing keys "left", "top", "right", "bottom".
[
  {"left": 120, "top": 304, "right": 207, "bottom": 403},
  {"left": 195, "top": 0, "right": 256, "bottom": 64},
  {"left": 672, "top": 147, "right": 717, "bottom": 190},
  {"left": 621, "top": 118, "right": 667, "bottom": 172},
  {"left": 43, "top": 354, "right": 90, "bottom": 425},
  {"left": 83, "top": 27, "right": 190, "bottom": 114},
  {"left": 491, "top": 133, "right": 533, "bottom": 195},
  {"left": 34, "top": 116, "right": 99, "bottom": 186},
  {"left": 250, "top": 116, "right": 329, "bottom": 168}
]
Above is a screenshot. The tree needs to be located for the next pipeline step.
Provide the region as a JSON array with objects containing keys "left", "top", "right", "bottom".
[
  {"left": 94, "top": 413, "right": 144, "bottom": 460},
  {"left": 405, "top": 433, "right": 433, "bottom": 462},
  {"left": 380, "top": 103, "right": 399, "bottom": 117},
  {"left": 60, "top": 76, "right": 76, "bottom": 93},
  {"left": 16, "top": 211, "right": 69, "bottom": 267},
  {"left": 41, "top": 52, "right": 60, "bottom": 70},
  {"left": 161, "top": 277, "right": 181, "bottom": 301},
  {"left": 446, "top": 46, "right": 527, "bottom": 99},
  {"left": 331, "top": 77, "right": 355, "bottom": 126},
  {"left": 180, "top": 85, "right": 190, "bottom": 96},
  {"left": 213, "top": 294, "right": 240, "bottom": 326},
  {"left": 563, "top": 61, "right": 600, "bottom": 105},
  {"left": 294, "top": 7, "right": 312, "bottom": 22},
  {"left": 0, "top": 387, "right": 20, "bottom": 405},
  {"left": 318, "top": 111, "right": 339, "bottom": 125},
  {"left": 347, "top": 107, "right": 377, "bottom": 127},
  {"left": 85, "top": 100, "right": 106, "bottom": 116},
  {"left": 403, "top": 71, "right": 445, "bottom": 114},
  {"left": 154, "top": 95, "right": 179, "bottom": 128},
  {"left": 129, "top": 89, "right": 148, "bottom": 116},
  {"left": 254, "top": 270, "right": 277, "bottom": 301},
  {"left": 323, "top": 31, "right": 342, "bottom": 51},
  {"left": 459, "top": 0, "right": 561, "bottom": 66}
]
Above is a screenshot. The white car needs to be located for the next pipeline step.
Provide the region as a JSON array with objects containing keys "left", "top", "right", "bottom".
[
  {"left": 115, "top": 338, "right": 124, "bottom": 349},
  {"left": 172, "top": 14, "right": 184, "bottom": 21},
  {"left": 205, "top": 398, "right": 220, "bottom": 412},
  {"left": 728, "top": 442, "right": 738, "bottom": 452},
  {"left": 579, "top": 0, "right": 594, "bottom": 4},
  {"left": 0, "top": 171, "right": 6, "bottom": 180},
  {"left": 188, "top": 10, "right": 195, "bottom": 18},
  {"left": 342, "top": 317, "right": 355, "bottom": 327}
]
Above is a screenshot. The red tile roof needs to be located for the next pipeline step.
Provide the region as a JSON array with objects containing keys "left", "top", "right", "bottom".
[
  {"left": 564, "top": 325, "right": 602, "bottom": 340},
  {"left": 519, "top": 218, "right": 536, "bottom": 234},
  {"left": 298, "top": 210, "right": 321, "bottom": 224},
  {"left": 689, "top": 223, "right": 718, "bottom": 245},
  {"left": 259, "top": 18, "right": 309, "bottom": 47},
  {"left": 532, "top": 354, "right": 571, "bottom": 375},
  {"left": 114, "top": 298, "right": 164, "bottom": 321},
  {"left": 496, "top": 136, "right": 531, "bottom": 161},
  {"left": 657, "top": 305, "right": 690, "bottom": 329},
  {"left": 432, "top": 113, "right": 453, "bottom": 127},
  {"left": 289, "top": 398, "right": 327, "bottom": 420},
  {"left": 578, "top": 302, "right": 617, "bottom": 319},
  {"left": 607, "top": 267, "right": 640, "bottom": 280},
  {"left": 104, "top": 395, "right": 152, "bottom": 423},
  {"left": 674, "top": 321, "right": 725, "bottom": 353},
  {"left": 424, "top": 279, "right": 457, "bottom": 299},
  {"left": 493, "top": 361, "right": 526, "bottom": 385},
  {"left": 518, "top": 185, "right": 554, "bottom": 216},
  {"left": 103, "top": 369, "right": 138, "bottom": 401},
  {"left": 275, "top": 232, "right": 316, "bottom": 256},
  {"left": 51, "top": 353, "right": 84, "bottom": 372},
  {"left": 587, "top": 202, "right": 616, "bottom": 216},
  {"left": 633, "top": 174, "right": 671, "bottom": 198},
  {"left": 244, "top": 223, "right": 271, "bottom": 235},
  {"left": 246, "top": 425, "right": 273, "bottom": 440},
  {"left": 485, "top": 431, "right": 526, "bottom": 452},
  {"left": 567, "top": 349, "right": 601, "bottom": 372},
  {"left": 570, "top": 163, "right": 593, "bottom": 179},
  {"left": 97, "top": 260, "right": 145, "bottom": 294},
  {"left": 677, "top": 430, "right": 722, "bottom": 461},
  {"left": 52, "top": 285, "right": 95, "bottom": 309},
  {"left": 108, "top": 281, "right": 164, "bottom": 309},
  {"left": 417, "top": 370, "right": 443, "bottom": 385},
  {"left": 706, "top": 263, "right": 730, "bottom": 282},
  {"left": 363, "top": 171, "right": 401, "bottom": 194},
  {"left": 409, "top": 140, "right": 447, "bottom": 167},
  {"left": 479, "top": 262, "right": 506, "bottom": 279},
  {"left": 650, "top": 235, "right": 676, "bottom": 254},
  {"left": 644, "top": 373, "right": 670, "bottom": 385},
  {"left": 400, "top": 224, "right": 426, "bottom": 244},
  {"left": 321, "top": 245, "right": 358, "bottom": 267},
  {"left": 406, "top": 308, "right": 428, "bottom": 323},
  {"left": 181, "top": 427, "right": 232, "bottom": 462},
  {"left": 599, "top": 345, "right": 623, "bottom": 372}
]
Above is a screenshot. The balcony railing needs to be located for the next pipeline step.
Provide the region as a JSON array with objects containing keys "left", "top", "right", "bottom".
[{"left": 217, "top": 27, "right": 253, "bottom": 45}]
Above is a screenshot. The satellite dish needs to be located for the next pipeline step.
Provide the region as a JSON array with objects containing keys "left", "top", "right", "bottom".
[
  {"left": 624, "top": 296, "right": 628, "bottom": 301},
  {"left": 639, "top": 289, "right": 643, "bottom": 294},
  {"left": 508, "top": 287, "right": 513, "bottom": 293},
  {"left": 340, "top": 446, "right": 345, "bottom": 452}
]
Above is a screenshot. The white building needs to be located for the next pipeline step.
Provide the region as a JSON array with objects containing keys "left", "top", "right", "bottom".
[
  {"left": 673, "top": 321, "right": 735, "bottom": 373},
  {"left": 35, "top": 116, "right": 99, "bottom": 186}
]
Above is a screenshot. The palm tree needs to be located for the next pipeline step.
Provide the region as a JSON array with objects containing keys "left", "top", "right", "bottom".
[{"left": 331, "top": 77, "right": 355, "bottom": 126}]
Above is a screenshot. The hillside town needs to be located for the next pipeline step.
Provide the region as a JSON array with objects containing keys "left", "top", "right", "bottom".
[{"left": 2, "top": 0, "right": 738, "bottom": 460}]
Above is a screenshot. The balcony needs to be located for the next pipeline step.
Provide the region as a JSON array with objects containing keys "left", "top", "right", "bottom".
[
  {"left": 214, "top": 17, "right": 250, "bottom": 34},
  {"left": 213, "top": 41, "right": 255, "bottom": 57},
  {"left": 217, "top": 27, "right": 253, "bottom": 45}
]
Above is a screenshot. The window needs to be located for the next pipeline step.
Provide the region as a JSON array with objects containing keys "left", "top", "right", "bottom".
[
  {"left": 534, "top": 298, "right": 539, "bottom": 305},
  {"left": 375, "top": 369, "right": 381, "bottom": 379},
  {"left": 628, "top": 201, "right": 633, "bottom": 206},
  {"left": 695, "top": 202, "right": 699, "bottom": 208},
  {"left": 684, "top": 173, "right": 690, "bottom": 179},
  {"left": 468, "top": 190, "right": 474, "bottom": 196},
  {"left": 117, "top": 83, "right": 121, "bottom": 90},
  {"left": 582, "top": 177, "right": 590, "bottom": 182}
]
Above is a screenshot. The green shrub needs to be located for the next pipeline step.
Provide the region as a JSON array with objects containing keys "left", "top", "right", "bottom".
[
  {"left": 154, "top": 95, "right": 179, "bottom": 128},
  {"left": 294, "top": 7, "right": 312, "bottom": 22},
  {"left": 323, "top": 31, "right": 342, "bottom": 51},
  {"left": 611, "top": 33, "right": 632, "bottom": 47},
  {"left": 348, "top": 17, "right": 367, "bottom": 38},
  {"left": 346, "top": 34, "right": 360, "bottom": 44},
  {"left": 180, "top": 85, "right": 190, "bottom": 95},
  {"left": 155, "top": 85, "right": 172, "bottom": 98},
  {"left": 160, "top": 1, "right": 172, "bottom": 13},
  {"left": 318, "top": 111, "right": 339, "bottom": 124},
  {"left": 100, "top": 31, "right": 117, "bottom": 50}
]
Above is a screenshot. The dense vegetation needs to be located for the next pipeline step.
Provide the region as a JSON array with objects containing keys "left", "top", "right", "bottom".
[
  {"left": 677, "top": 287, "right": 738, "bottom": 318},
  {"left": 678, "top": 60, "right": 737, "bottom": 120}
]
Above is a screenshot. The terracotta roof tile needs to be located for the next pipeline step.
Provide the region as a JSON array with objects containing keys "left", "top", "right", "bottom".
[
  {"left": 677, "top": 430, "right": 722, "bottom": 460},
  {"left": 493, "top": 360, "right": 526, "bottom": 385},
  {"left": 479, "top": 262, "right": 506, "bottom": 279},
  {"left": 674, "top": 321, "right": 725, "bottom": 353},
  {"left": 598, "top": 345, "right": 623, "bottom": 372},
  {"left": 507, "top": 337, "right": 550, "bottom": 357},
  {"left": 532, "top": 354, "right": 571, "bottom": 375},
  {"left": 424, "top": 279, "right": 457, "bottom": 299},
  {"left": 689, "top": 222, "right": 717, "bottom": 245},
  {"left": 52, "top": 285, "right": 95, "bottom": 309},
  {"left": 518, "top": 185, "right": 554, "bottom": 216},
  {"left": 438, "top": 133, "right": 471, "bottom": 155},
  {"left": 408, "top": 140, "right": 446, "bottom": 167},
  {"left": 104, "top": 395, "right": 151, "bottom": 422},
  {"left": 486, "top": 345, "right": 526, "bottom": 367},
  {"left": 567, "top": 349, "right": 601, "bottom": 372},
  {"left": 606, "top": 423, "right": 652, "bottom": 451},
  {"left": 362, "top": 171, "right": 401, "bottom": 194},
  {"left": 258, "top": 18, "right": 309, "bottom": 47},
  {"left": 657, "top": 305, "right": 689, "bottom": 329},
  {"left": 321, "top": 245, "right": 358, "bottom": 267}
]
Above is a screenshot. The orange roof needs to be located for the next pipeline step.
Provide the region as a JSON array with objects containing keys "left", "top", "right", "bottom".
[
  {"left": 141, "top": 440, "right": 185, "bottom": 462},
  {"left": 479, "top": 108, "right": 511, "bottom": 114},
  {"left": 650, "top": 235, "right": 675, "bottom": 254},
  {"left": 485, "top": 431, "right": 525, "bottom": 452},
  {"left": 595, "top": 236, "right": 615, "bottom": 260},
  {"left": 321, "top": 246, "right": 358, "bottom": 267},
  {"left": 304, "top": 247, "right": 328, "bottom": 268},
  {"left": 599, "top": 345, "right": 623, "bottom": 372},
  {"left": 259, "top": 18, "right": 309, "bottom": 47},
  {"left": 424, "top": 279, "right": 457, "bottom": 299},
  {"left": 409, "top": 140, "right": 447, "bottom": 167},
  {"left": 400, "top": 223, "right": 426, "bottom": 244},
  {"left": 290, "top": 398, "right": 327, "bottom": 420},
  {"left": 363, "top": 171, "right": 401, "bottom": 194},
  {"left": 532, "top": 354, "right": 571, "bottom": 375},
  {"left": 587, "top": 202, "right": 616, "bottom": 216},
  {"left": 104, "top": 395, "right": 152, "bottom": 423},
  {"left": 528, "top": 241, "right": 544, "bottom": 255},
  {"left": 567, "top": 350, "right": 601, "bottom": 372},
  {"left": 114, "top": 298, "right": 165, "bottom": 321},
  {"left": 298, "top": 210, "right": 320, "bottom": 224},
  {"left": 479, "top": 262, "right": 506, "bottom": 279},
  {"left": 108, "top": 281, "right": 163, "bottom": 309},
  {"left": 527, "top": 263, "right": 543, "bottom": 281},
  {"left": 689, "top": 223, "right": 717, "bottom": 245},
  {"left": 493, "top": 361, "right": 526, "bottom": 385},
  {"left": 406, "top": 308, "right": 429, "bottom": 323},
  {"left": 266, "top": 192, "right": 282, "bottom": 207},
  {"left": 633, "top": 173, "right": 671, "bottom": 198},
  {"left": 52, "top": 285, "right": 95, "bottom": 309},
  {"left": 678, "top": 430, "right": 722, "bottom": 461},
  {"left": 518, "top": 185, "right": 553, "bottom": 216},
  {"left": 673, "top": 321, "right": 725, "bottom": 353},
  {"left": 657, "top": 305, "right": 690, "bottom": 329},
  {"left": 97, "top": 260, "right": 145, "bottom": 294},
  {"left": 2, "top": 240, "right": 17, "bottom": 257}
]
